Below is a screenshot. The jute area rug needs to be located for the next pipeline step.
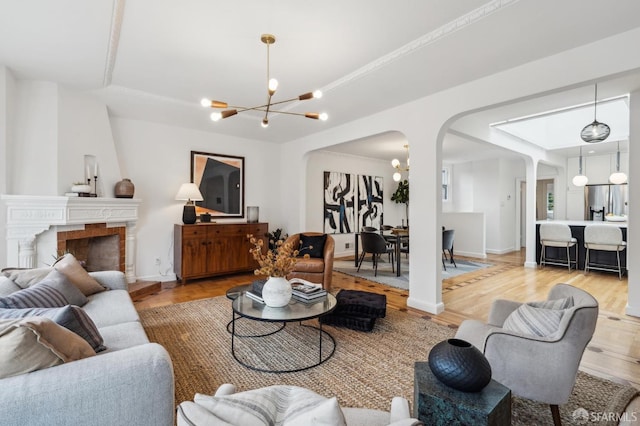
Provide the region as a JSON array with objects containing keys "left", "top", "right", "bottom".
[{"left": 139, "top": 297, "right": 637, "bottom": 425}]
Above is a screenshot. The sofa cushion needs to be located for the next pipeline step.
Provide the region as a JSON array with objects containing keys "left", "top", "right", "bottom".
[
  {"left": 83, "top": 289, "right": 140, "bottom": 328},
  {"left": 1, "top": 267, "right": 52, "bottom": 289},
  {"left": 98, "top": 321, "right": 150, "bottom": 353},
  {"left": 0, "top": 306, "right": 106, "bottom": 352},
  {"left": 53, "top": 253, "right": 106, "bottom": 296},
  {"left": 0, "top": 318, "right": 63, "bottom": 379},
  {"left": 299, "top": 234, "right": 327, "bottom": 258},
  {"left": 503, "top": 303, "right": 565, "bottom": 337}
]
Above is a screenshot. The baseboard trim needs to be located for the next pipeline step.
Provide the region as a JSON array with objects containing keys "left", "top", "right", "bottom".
[
  {"left": 137, "top": 273, "right": 177, "bottom": 283},
  {"left": 407, "top": 297, "right": 445, "bottom": 315},
  {"left": 625, "top": 304, "right": 640, "bottom": 318},
  {"left": 453, "top": 250, "right": 487, "bottom": 259}
]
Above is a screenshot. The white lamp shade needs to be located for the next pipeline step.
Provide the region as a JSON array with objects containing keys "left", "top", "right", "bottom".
[
  {"left": 609, "top": 172, "right": 628, "bottom": 185},
  {"left": 572, "top": 175, "right": 589, "bottom": 187},
  {"left": 176, "top": 183, "right": 204, "bottom": 201}
]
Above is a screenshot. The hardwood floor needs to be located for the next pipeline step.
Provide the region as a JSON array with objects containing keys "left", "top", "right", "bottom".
[{"left": 133, "top": 250, "right": 640, "bottom": 389}]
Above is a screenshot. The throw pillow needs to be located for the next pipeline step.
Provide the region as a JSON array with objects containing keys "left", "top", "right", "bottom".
[
  {"left": 0, "top": 282, "right": 70, "bottom": 309},
  {"left": 17, "top": 316, "right": 95, "bottom": 362},
  {"left": 283, "top": 397, "right": 346, "bottom": 426},
  {"left": 0, "top": 318, "right": 63, "bottom": 379},
  {"left": 40, "top": 270, "right": 88, "bottom": 306},
  {"left": 194, "top": 385, "right": 332, "bottom": 426},
  {"left": 528, "top": 296, "right": 574, "bottom": 310},
  {"left": 53, "top": 254, "right": 106, "bottom": 296},
  {"left": 503, "top": 303, "right": 565, "bottom": 337},
  {"left": 1, "top": 267, "right": 52, "bottom": 289},
  {"left": 0, "top": 306, "right": 106, "bottom": 352},
  {"left": 299, "top": 234, "right": 327, "bottom": 258}
]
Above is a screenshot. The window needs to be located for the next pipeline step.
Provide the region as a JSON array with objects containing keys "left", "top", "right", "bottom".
[{"left": 442, "top": 167, "right": 450, "bottom": 201}]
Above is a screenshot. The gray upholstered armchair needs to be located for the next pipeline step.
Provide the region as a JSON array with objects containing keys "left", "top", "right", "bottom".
[{"left": 455, "top": 284, "right": 598, "bottom": 426}]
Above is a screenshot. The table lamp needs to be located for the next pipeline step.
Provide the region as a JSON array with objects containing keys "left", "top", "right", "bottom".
[{"left": 175, "top": 183, "right": 204, "bottom": 224}]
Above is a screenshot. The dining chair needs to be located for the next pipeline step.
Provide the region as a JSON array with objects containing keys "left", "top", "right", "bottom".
[
  {"left": 357, "top": 232, "right": 395, "bottom": 276},
  {"left": 442, "top": 229, "right": 456, "bottom": 271}
]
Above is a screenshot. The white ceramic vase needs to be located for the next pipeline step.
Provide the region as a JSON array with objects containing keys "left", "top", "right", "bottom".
[{"left": 262, "top": 276, "right": 292, "bottom": 307}]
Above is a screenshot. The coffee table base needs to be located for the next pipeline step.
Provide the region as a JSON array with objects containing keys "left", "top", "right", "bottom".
[{"left": 231, "top": 315, "right": 336, "bottom": 373}]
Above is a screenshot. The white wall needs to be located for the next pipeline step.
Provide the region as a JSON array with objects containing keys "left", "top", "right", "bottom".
[
  {"left": 441, "top": 212, "right": 485, "bottom": 258},
  {"left": 109, "top": 117, "right": 282, "bottom": 281},
  {"left": 305, "top": 150, "right": 404, "bottom": 258}
]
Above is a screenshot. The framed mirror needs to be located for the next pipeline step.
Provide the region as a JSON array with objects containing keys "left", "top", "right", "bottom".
[{"left": 191, "top": 151, "right": 245, "bottom": 219}]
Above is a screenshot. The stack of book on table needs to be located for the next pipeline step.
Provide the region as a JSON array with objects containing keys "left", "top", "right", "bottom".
[
  {"left": 292, "top": 282, "right": 327, "bottom": 302},
  {"left": 246, "top": 279, "right": 266, "bottom": 303}
]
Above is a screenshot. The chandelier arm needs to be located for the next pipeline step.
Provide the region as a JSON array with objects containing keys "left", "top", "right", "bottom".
[
  {"left": 266, "top": 110, "right": 319, "bottom": 117},
  {"left": 594, "top": 84, "right": 598, "bottom": 121}
]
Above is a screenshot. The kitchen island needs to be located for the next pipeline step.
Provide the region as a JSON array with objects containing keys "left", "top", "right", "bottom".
[{"left": 536, "top": 220, "right": 627, "bottom": 273}]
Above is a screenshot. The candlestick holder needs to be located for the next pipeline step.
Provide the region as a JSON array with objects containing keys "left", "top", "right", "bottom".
[{"left": 91, "top": 175, "right": 98, "bottom": 197}]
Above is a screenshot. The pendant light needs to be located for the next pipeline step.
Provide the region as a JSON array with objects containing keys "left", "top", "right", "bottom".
[
  {"left": 609, "top": 142, "right": 627, "bottom": 184},
  {"left": 572, "top": 147, "right": 588, "bottom": 187},
  {"left": 580, "top": 84, "right": 610, "bottom": 143},
  {"left": 391, "top": 144, "right": 410, "bottom": 182}
]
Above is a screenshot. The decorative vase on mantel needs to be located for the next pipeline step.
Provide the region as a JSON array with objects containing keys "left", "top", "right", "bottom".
[
  {"left": 261, "top": 276, "right": 292, "bottom": 307},
  {"left": 428, "top": 338, "right": 492, "bottom": 392},
  {"left": 114, "top": 178, "right": 135, "bottom": 198}
]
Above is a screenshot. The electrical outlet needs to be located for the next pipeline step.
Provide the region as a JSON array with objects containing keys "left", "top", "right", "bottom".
[
  {"left": 345, "top": 243, "right": 351, "bottom": 249},
  {"left": 155, "top": 258, "right": 161, "bottom": 265}
]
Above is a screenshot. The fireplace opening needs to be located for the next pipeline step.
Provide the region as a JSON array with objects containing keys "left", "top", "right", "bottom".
[{"left": 57, "top": 223, "right": 125, "bottom": 272}]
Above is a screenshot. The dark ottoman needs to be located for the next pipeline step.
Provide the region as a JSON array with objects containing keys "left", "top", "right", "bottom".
[{"left": 320, "top": 290, "right": 387, "bottom": 331}]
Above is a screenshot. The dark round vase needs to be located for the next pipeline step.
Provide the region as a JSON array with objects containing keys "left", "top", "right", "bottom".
[
  {"left": 428, "top": 338, "right": 491, "bottom": 392},
  {"left": 114, "top": 178, "right": 135, "bottom": 198}
]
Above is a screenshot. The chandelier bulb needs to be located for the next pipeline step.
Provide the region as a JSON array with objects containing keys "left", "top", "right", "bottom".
[
  {"left": 268, "top": 78, "right": 278, "bottom": 94},
  {"left": 313, "top": 90, "right": 323, "bottom": 99},
  {"left": 391, "top": 159, "right": 400, "bottom": 168},
  {"left": 200, "top": 98, "right": 211, "bottom": 108},
  {"left": 319, "top": 112, "right": 328, "bottom": 121},
  {"left": 210, "top": 112, "right": 222, "bottom": 122},
  {"left": 393, "top": 172, "right": 402, "bottom": 182},
  {"left": 261, "top": 119, "right": 269, "bottom": 128}
]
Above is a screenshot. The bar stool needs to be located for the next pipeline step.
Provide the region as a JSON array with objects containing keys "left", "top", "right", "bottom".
[
  {"left": 539, "top": 223, "right": 578, "bottom": 271},
  {"left": 584, "top": 224, "right": 626, "bottom": 280}
]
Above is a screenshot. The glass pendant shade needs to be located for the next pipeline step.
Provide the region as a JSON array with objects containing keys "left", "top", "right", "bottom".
[
  {"left": 581, "top": 84, "right": 610, "bottom": 143},
  {"left": 581, "top": 120, "right": 610, "bottom": 143}
]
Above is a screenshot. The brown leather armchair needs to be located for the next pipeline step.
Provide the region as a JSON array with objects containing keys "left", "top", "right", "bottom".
[{"left": 284, "top": 233, "right": 335, "bottom": 290}]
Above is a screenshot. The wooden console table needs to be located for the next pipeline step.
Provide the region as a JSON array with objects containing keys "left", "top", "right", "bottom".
[{"left": 174, "top": 222, "right": 268, "bottom": 284}]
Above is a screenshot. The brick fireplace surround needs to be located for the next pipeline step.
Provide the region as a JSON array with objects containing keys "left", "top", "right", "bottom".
[{"left": 1, "top": 195, "right": 141, "bottom": 283}]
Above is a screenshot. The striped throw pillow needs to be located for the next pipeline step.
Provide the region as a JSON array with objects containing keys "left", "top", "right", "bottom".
[
  {"left": 528, "top": 296, "right": 574, "bottom": 310},
  {"left": 0, "top": 283, "right": 69, "bottom": 309},
  {"left": 503, "top": 304, "right": 565, "bottom": 337}
]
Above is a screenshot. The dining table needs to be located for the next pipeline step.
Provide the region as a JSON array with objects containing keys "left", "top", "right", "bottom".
[{"left": 354, "top": 228, "right": 408, "bottom": 277}]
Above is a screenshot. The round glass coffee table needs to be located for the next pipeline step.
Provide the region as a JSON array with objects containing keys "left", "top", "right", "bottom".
[{"left": 230, "top": 290, "right": 337, "bottom": 373}]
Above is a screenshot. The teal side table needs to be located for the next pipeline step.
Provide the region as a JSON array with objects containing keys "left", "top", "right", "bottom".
[{"left": 414, "top": 361, "right": 511, "bottom": 426}]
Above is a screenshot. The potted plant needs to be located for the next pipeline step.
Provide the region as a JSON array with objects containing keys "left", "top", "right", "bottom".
[{"left": 391, "top": 179, "right": 409, "bottom": 226}]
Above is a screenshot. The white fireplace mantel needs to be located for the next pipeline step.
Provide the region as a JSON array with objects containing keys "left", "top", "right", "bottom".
[{"left": 1, "top": 195, "right": 142, "bottom": 282}]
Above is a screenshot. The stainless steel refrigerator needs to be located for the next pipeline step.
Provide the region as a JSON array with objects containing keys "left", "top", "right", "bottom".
[{"left": 583, "top": 184, "right": 628, "bottom": 220}]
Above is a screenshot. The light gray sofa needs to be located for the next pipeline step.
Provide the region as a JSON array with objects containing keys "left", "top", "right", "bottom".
[{"left": 0, "top": 271, "right": 175, "bottom": 426}]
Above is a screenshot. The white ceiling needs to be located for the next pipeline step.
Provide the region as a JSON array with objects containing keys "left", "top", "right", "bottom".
[{"left": 2, "top": 0, "right": 640, "bottom": 162}]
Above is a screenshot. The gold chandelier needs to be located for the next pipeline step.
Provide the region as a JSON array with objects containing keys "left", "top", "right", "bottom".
[
  {"left": 200, "top": 34, "right": 328, "bottom": 128},
  {"left": 391, "top": 144, "right": 409, "bottom": 182}
]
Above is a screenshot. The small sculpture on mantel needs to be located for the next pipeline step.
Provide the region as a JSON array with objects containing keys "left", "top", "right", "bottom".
[{"left": 114, "top": 178, "right": 135, "bottom": 198}]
